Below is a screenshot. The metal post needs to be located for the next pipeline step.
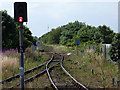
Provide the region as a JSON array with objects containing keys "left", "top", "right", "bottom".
[
  {"left": 19, "top": 22, "right": 24, "bottom": 90},
  {"left": 0, "top": 11, "right": 2, "bottom": 90},
  {"left": 117, "top": 80, "right": 120, "bottom": 88},
  {"left": 38, "top": 46, "right": 40, "bottom": 56},
  {"left": 101, "top": 47, "right": 103, "bottom": 53},
  {"left": 82, "top": 49, "right": 84, "bottom": 58},
  {"left": 88, "top": 46, "right": 90, "bottom": 50},
  {"left": 77, "top": 45, "right": 78, "bottom": 56},
  {"left": 104, "top": 44, "right": 107, "bottom": 59},
  {"left": 112, "top": 78, "right": 114, "bottom": 86},
  {"left": 91, "top": 69, "right": 94, "bottom": 74},
  {"left": 118, "top": 61, "right": 120, "bottom": 89},
  {"left": 32, "top": 45, "right": 34, "bottom": 59}
]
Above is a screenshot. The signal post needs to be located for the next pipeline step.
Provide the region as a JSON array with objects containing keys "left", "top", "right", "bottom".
[{"left": 14, "top": 2, "right": 27, "bottom": 90}]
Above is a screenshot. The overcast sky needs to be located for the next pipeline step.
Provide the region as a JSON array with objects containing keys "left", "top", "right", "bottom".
[{"left": 0, "top": 0, "right": 119, "bottom": 37}]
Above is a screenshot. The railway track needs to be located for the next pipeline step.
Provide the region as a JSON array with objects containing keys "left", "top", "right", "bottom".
[
  {"left": 1, "top": 61, "right": 47, "bottom": 84},
  {"left": 46, "top": 55, "right": 88, "bottom": 90},
  {"left": 11, "top": 61, "right": 59, "bottom": 88},
  {"left": 1, "top": 54, "right": 88, "bottom": 89},
  {"left": 1, "top": 61, "right": 47, "bottom": 88},
  {"left": 1, "top": 56, "right": 59, "bottom": 88}
]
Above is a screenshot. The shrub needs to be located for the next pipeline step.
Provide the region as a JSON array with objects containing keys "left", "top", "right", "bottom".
[{"left": 109, "top": 33, "right": 120, "bottom": 62}]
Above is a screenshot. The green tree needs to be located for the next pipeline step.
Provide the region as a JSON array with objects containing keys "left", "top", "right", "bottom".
[
  {"left": 2, "top": 10, "right": 34, "bottom": 51},
  {"left": 109, "top": 33, "right": 120, "bottom": 62},
  {"left": 2, "top": 10, "right": 19, "bottom": 50},
  {"left": 48, "top": 28, "right": 61, "bottom": 44},
  {"left": 40, "top": 21, "right": 115, "bottom": 46},
  {"left": 97, "top": 25, "right": 114, "bottom": 44},
  {"left": 22, "top": 26, "right": 33, "bottom": 48},
  {"left": 33, "top": 36, "right": 39, "bottom": 45}
]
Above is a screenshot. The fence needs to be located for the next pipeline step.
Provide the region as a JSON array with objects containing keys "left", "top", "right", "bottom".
[{"left": 77, "top": 44, "right": 111, "bottom": 61}]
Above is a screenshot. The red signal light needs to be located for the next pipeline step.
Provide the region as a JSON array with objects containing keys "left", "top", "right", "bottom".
[{"left": 19, "top": 17, "right": 23, "bottom": 22}]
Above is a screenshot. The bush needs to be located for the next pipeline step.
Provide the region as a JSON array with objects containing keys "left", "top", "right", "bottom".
[{"left": 109, "top": 33, "right": 120, "bottom": 62}]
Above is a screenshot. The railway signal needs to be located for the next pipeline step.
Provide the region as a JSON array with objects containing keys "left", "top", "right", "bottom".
[
  {"left": 14, "top": 2, "right": 27, "bottom": 22},
  {"left": 14, "top": 2, "right": 28, "bottom": 90},
  {"left": 19, "top": 17, "right": 23, "bottom": 22}
]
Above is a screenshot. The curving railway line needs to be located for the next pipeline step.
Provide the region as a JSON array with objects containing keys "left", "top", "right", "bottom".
[
  {"left": 46, "top": 55, "right": 88, "bottom": 90},
  {"left": 1, "top": 54, "right": 88, "bottom": 89}
]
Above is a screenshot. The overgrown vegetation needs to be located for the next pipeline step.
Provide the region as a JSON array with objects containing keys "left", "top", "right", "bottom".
[
  {"left": 1, "top": 9, "right": 119, "bottom": 88},
  {"left": 2, "top": 9, "right": 119, "bottom": 62},
  {"left": 40, "top": 21, "right": 120, "bottom": 62},
  {"left": 109, "top": 33, "right": 120, "bottom": 62},
  {"left": 62, "top": 46, "right": 118, "bottom": 88},
  {"left": 40, "top": 21, "right": 115, "bottom": 46},
  {"left": 2, "top": 55, "right": 19, "bottom": 80},
  {"left": 1, "top": 44, "right": 119, "bottom": 88},
  {"left": 2, "top": 10, "right": 37, "bottom": 51},
  {"left": 2, "top": 47, "right": 51, "bottom": 80}
]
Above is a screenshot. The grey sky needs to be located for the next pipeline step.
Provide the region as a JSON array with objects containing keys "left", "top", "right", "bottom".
[{"left": 0, "top": 0, "right": 119, "bottom": 37}]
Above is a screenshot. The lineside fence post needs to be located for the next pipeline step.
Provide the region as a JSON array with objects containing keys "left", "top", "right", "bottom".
[
  {"left": 104, "top": 44, "right": 107, "bottom": 60},
  {"left": 77, "top": 45, "right": 78, "bottom": 56}
]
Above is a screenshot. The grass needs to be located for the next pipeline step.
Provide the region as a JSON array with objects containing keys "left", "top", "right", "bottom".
[
  {"left": 24, "top": 73, "right": 51, "bottom": 88},
  {"left": 2, "top": 55, "right": 19, "bottom": 80},
  {"left": 46, "top": 44, "right": 118, "bottom": 88},
  {"left": 2, "top": 47, "right": 51, "bottom": 88},
  {"left": 2, "top": 47, "right": 51, "bottom": 81},
  {"left": 1, "top": 44, "right": 119, "bottom": 89},
  {"left": 63, "top": 48, "right": 118, "bottom": 88},
  {"left": 50, "top": 44, "right": 75, "bottom": 52}
]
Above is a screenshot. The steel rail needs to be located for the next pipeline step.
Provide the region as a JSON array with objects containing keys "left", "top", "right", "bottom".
[
  {"left": 1, "top": 61, "right": 47, "bottom": 84},
  {"left": 60, "top": 56, "right": 88, "bottom": 90},
  {"left": 10, "top": 62, "right": 60, "bottom": 88},
  {"left": 46, "top": 55, "right": 58, "bottom": 90}
]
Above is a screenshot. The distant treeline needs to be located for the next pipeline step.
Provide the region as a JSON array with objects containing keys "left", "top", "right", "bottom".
[
  {"left": 40, "top": 21, "right": 115, "bottom": 46},
  {"left": 40, "top": 21, "right": 120, "bottom": 62},
  {"left": 2, "top": 10, "right": 38, "bottom": 51}
]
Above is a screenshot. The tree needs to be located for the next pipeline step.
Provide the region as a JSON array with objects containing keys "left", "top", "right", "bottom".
[
  {"left": 2, "top": 10, "right": 34, "bottom": 51},
  {"left": 48, "top": 28, "right": 61, "bottom": 44},
  {"left": 2, "top": 10, "right": 18, "bottom": 50},
  {"left": 109, "top": 33, "right": 120, "bottom": 62},
  {"left": 22, "top": 26, "right": 33, "bottom": 48},
  {"left": 33, "top": 36, "right": 39, "bottom": 45},
  {"left": 77, "top": 26, "right": 89, "bottom": 42},
  {"left": 97, "top": 25, "right": 115, "bottom": 44},
  {"left": 40, "top": 21, "right": 115, "bottom": 46}
]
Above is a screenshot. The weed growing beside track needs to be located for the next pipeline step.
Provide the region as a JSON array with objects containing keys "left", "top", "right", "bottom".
[
  {"left": 2, "top": 47, "right": 51, "bottom": 80},
  {"left": 1, "top": 45, "right": 119, "bottom": 89},
  {"left": 63, "top": 49, "right": 118, "bottom": 88}
]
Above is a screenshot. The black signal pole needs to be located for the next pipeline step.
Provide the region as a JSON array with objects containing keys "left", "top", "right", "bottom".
[
  {"left": 14, "top": 2, "right": 27, "bottom": 90},
  {"left": 19, "top": 22, "right": 24, "bottom": 90}
]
